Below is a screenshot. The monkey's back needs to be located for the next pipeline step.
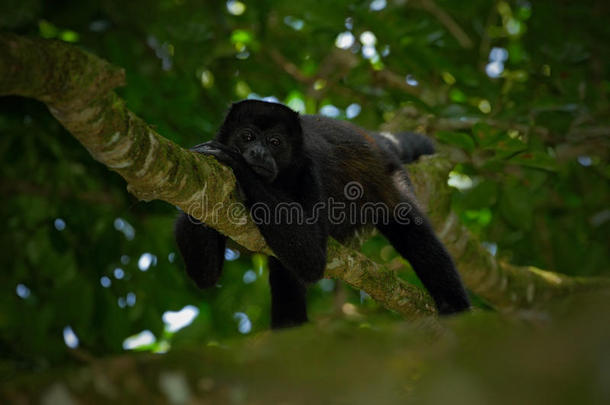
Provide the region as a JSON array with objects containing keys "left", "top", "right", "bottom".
[{"left": 300, "top": 115, "right": 408, "bottom": 241}]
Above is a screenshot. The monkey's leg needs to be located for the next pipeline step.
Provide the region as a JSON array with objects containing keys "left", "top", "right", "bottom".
[
  {"left": 174, "top": 213, "right": 227, "bottom": 289},
  {"left": 377, "top": 204, "right": 470, "bottom": 315},
  {"left": 268, "top": 257, "right": 308, "bottom": 329}
]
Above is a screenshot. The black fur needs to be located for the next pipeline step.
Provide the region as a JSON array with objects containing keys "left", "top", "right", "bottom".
[
  {"left": 174, "top": 214, "right": 226, "bottom": 289},
  {"left": 175, "top": 100, "right": 470, "bottom": 328}
]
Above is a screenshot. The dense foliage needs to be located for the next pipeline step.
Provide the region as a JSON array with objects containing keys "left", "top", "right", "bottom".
[{"left": 1, "top": 0, "right": 608, "bottom": 371}]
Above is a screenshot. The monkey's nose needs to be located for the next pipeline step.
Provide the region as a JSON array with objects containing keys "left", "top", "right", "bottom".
[{"left": 249, "top": 147, "right": 267, "bottom": 161}]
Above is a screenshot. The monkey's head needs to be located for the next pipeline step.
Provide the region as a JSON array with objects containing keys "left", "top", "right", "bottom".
[{"left": 217, "top": 100, "right": 303, "bottom": 183}]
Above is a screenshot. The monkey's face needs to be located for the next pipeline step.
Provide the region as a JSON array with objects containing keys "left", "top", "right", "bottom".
[
  {"left": 227, "top": 124, "right": 293, "bottom": 183},
  {"left": 218, "top": 99, "right": 303, "bottom": 183}
]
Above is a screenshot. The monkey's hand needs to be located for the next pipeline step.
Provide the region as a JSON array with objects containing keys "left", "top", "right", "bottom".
[
  {"left": 191, "top": 141, "right": 240, "bottom": 166},
  {"left": 191, "top": 141, "right": 252, "bottom": 179}
]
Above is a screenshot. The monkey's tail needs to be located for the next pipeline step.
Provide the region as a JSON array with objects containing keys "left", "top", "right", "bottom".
[{"left": 393, "top": 132, "right": 435, "bottom": 163}]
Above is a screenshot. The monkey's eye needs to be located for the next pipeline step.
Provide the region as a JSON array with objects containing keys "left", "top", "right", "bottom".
[
  {"left": 241, "top": 131, "right": 255, "bottom": 142},
  {"left": 268, "top": 137, "right": 281, "bottom": 147}
]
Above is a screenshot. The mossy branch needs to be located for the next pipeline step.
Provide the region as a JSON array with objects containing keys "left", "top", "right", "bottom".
[{"left": 1, "top": 34, "right": 607, "bottom": 319}]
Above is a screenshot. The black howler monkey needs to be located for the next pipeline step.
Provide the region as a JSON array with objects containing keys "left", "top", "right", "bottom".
[{"left": 174, "top": 100, "right": 470, "bottom": 328}]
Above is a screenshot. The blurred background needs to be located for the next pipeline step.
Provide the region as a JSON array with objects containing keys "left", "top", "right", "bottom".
[{"left": 1, "top": 0, "right": 609, "bottom": 401}]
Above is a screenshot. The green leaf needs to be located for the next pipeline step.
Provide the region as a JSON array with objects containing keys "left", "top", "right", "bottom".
[
  {"left": 509, "top": 151, "right": 558, "bottom": 172},
  {"left": 499, "top": 185, "right": 534, "bottom": 230},
  {"left": 435, "top": 131, "right": 475, "bottom": 153},
  {"left": 454, "top": 180, "right": 499, "bottom": 210}
]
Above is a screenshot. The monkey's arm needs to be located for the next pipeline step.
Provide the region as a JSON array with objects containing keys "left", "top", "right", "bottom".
[
  {"left": 193, "top": 141, "right": 328, "bottom": 284},
  {"left": 174, "top": 212, "right": 227, "bottom": 288}
]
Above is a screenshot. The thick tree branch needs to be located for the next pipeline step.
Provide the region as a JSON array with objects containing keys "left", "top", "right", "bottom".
[{"left": 1, "top": 34, "right": 608, "bottom": 319}]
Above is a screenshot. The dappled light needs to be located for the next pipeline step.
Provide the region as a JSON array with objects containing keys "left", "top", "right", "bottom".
[
  {"left": 284, "top": 16, "right": 304, "bottom": 31},
  {"left": 114, "top": 217, "right": 135, "bottom": 240},
  {"left": 113, "top": 267, "right": 125, "bottom": 279},
  {"left": 447, "top": 171, "right": 475, "bottom": 190},
  {"left": 335, "top": 31, "right": 355, "bottom": 49},
  {"left": 62, "top": 326, "right": 79, "bottom": 349},
  {"left": 369, "top": 0, "right": 386, "bottom": 12},
  {"left": 122, "top": 330, "right": 156, "bottom": 350},
  {"left": 485, "top": 61, "right": 504, "bottom": 78},
  {"left": 242, "top": 269, "right": 257, "bottom": 284},
  {"left": 578, "top": 155, "right": 592, "bottom": 167},
  {"left": 405, "top": 74, "right": 418, "bottom": 86},
  {"left": 226, "top": 0, "right": 246, "bottom": 16},
  {"left": 53, "top": 217, "right": 66, "bottom": 231},
  {"left": 233, "top": 312, "right": 252, "bottom": 334},
  {"left": 163, "top": 305, "right": 200, "bottom": 333},
  {"left": 100, "top": 276, "right": 111, "bottom": 288},
  {"left": 137, "top": 252, "right": 156, "bottom": 271},
  {"left": 224, "top": 248, "right": 240, "bottom": 261},
  {"left": 319, "top": 104, "right": 341, "bottom": 118},
  {"left": 15, "top": 283, "right": 31, "bottom": 299},
  {"left": 481, "top": 241, "right": 498, "bottom": 256}
]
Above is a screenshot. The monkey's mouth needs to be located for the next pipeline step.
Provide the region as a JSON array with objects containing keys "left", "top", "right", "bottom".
[
  {"left": 250, "top": 164, "right": 276, "bottom": 181},
  {"left": 251, "top": 165, "right": 272, "bottom": 175}
]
